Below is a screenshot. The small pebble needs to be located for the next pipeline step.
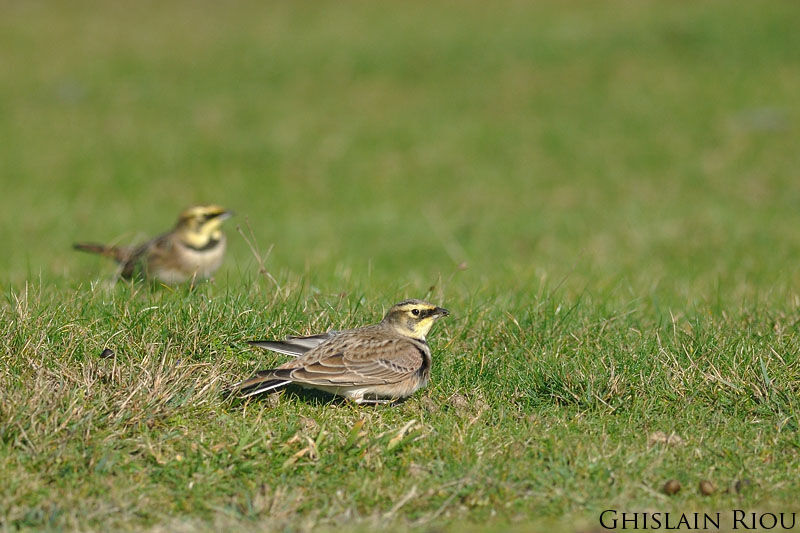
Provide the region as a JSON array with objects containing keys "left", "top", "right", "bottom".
[
  {"left": 663, "top": 479, "right": 681, "bottom": 495},
  {"left": 99, "top": 348, "right": 115, "bottom": 359},
  {"left": 699, "top": 480, "right": 715, "bottom": 495}
]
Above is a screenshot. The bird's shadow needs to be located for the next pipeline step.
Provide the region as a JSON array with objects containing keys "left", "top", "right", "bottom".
[{"left": 225, "top": 384, "right": 408, "bottom": 408}]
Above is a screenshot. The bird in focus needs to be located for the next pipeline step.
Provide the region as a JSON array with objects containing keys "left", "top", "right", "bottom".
[
  {"left": 73, "top": 205, "right": 233, "bottom": 284},
  {"left": 230, "top": 299, "right": 450, "bottom": 404}
]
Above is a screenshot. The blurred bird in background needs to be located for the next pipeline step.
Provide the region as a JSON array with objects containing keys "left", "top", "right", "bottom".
[{"left": 74, "top": 205, "right": 233, "bottom": 284}]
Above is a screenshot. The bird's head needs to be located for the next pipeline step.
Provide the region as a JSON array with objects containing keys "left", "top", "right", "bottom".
[
  {"left": 381, "top": 299, "right": 450, "bottom": 340},
  {"left": 174, "top": 205, "right": 233, "bottom": 248}
]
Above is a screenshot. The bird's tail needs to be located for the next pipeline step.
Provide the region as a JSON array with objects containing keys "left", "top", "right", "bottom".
[
  {"left": 73, "top": 242, "right": 128, "bottom": 263},
  {"left": 225, "top": 369, "right": 293, "bottom": 399}
]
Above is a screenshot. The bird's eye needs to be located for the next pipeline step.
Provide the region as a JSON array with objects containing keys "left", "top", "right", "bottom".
[{"left": 411, "top": 309, "right": 420, "bottom": 316}]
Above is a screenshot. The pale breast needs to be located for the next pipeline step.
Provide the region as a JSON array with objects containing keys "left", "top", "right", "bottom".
[
  {"left": 179, "top": 238, "right": 227, "bottom": 278},
  {"left": 148, "top": 236, "right": 227, "bottom": 283}
]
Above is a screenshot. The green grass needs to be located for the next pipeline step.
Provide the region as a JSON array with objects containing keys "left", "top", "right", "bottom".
[{"left": 2, "top": 0, "right": 800, "bottom": 531}]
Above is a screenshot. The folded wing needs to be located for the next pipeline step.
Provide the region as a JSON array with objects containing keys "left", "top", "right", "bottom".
[
  {"left": 279, "top": 336, "right": 425, "bottom": 386},
  {"left": 248, "top": 331, "right": 339, "bottom": 357}
]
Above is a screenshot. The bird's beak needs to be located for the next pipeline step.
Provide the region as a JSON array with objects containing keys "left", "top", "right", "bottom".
[
  {"left": 218, "top": 210, "right": 235, "bottom": 220},
  {"left": 434, "top": 307, "right": 450, "bottom": 317}
]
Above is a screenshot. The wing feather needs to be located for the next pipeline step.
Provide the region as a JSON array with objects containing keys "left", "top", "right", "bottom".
[
  {"left": 249, "top": 331, "right": 338, "bottom": 358},
  {"left": 278, "top": 335, "right": 425, "bottom": 386}
]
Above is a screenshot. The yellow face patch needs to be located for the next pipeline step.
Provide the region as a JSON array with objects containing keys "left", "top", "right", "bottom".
[
  {"left": 174, "top": 205, "right": 232, "bottom": 248},
  {"left": 382, "top": 300, "right": 449, "bottom": 340}
]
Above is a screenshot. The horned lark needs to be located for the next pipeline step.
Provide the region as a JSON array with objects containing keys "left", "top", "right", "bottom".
[
  {"left": 230, "top": 299, "right": 450, "bottom": 404},
  {"left": 74, "top": 205, "right": 233, "bottom": 284}
]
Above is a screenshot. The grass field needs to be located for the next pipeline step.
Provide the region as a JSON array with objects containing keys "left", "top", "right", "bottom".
[{"left": 2, "top": 1, "right": 800, "bottom": 531}]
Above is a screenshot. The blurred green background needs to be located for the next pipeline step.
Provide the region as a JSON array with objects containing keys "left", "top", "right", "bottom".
[{"left": 2, "top": 0, "right": 799, "bottom": 307}]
